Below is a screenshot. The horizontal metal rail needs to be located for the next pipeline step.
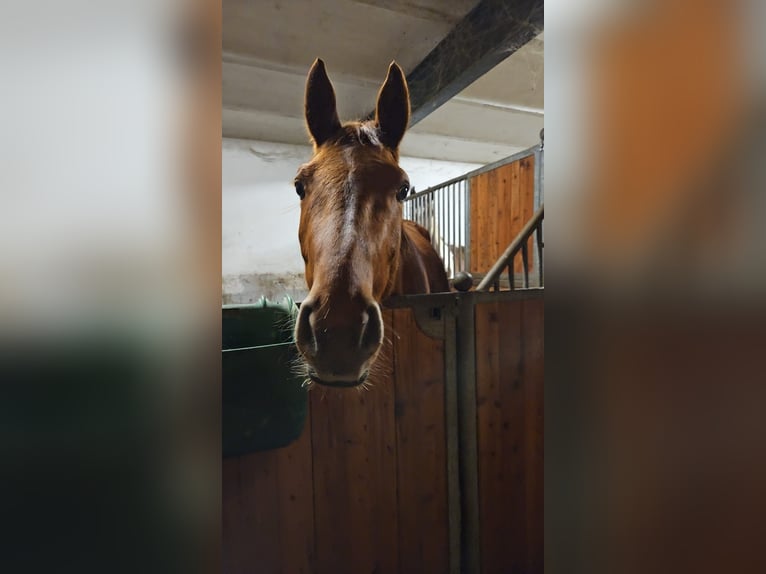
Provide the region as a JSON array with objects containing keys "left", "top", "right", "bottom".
[
  {"left": 403, "top": 145, "right": 541, "bottom": 279},
  {"left": 405, "top": 144, "right": 539, "bottom": 201},
  {"left": 476, "top": 204, "right": 544, "bottom": 292}
]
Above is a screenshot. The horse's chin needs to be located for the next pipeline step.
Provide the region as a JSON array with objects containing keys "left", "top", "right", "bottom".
[{"left": 307, "top": 368, "right": 369, "bottom": 388}]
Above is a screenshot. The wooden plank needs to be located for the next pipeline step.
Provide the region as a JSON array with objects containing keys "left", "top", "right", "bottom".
[
  {"left": 476, "top": 297, "right": 547, "bottom": 573},
  {"left": 484, "top": 168, "right": 498, "bottom": 275},
  {"left": 233, "top": 451, "right": 281, "bottom": 573},
  {"left": 522, "top": 298, "right": 544, "bottom": 574},
  {"left": 310, "top": 321, "right": 398, "bottom": 574},
  {"left": 503, "top": 162, "right": 519, "bottom": 274},
  {"left": 275, "top": 410, "right": 316, "bottom": 574},
  {"left": 222, "top": 414, "right": 315, "bottom": 574},
  {"left": 469, "top": 173, "right": 482, "bottom": 275},
  {"left": 476, "top": 300, "right": 526, "bottom": 573},
  {"left": 475, "top": 300, "right": 502, "bottom": 573},
  {"left": 392, "top": 307, "right": 449, "bottom": 573},
  {"left": 469, "top": 156, "right": 538, "bottom": 279}
]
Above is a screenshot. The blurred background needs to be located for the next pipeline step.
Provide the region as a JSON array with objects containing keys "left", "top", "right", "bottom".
[
  {"left": 545, "top": 1, "right": 766, "bottom": 573},
  {"left": 0, "top": 1, "right": 220, "bottom": 572},
  {"left": 1, "top": 0, "right": 765, "bottom": 572}
]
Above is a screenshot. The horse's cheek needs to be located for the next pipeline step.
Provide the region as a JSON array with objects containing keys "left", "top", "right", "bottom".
[{"left": 304, "top": 262, "right": 314, "bottom": 289}]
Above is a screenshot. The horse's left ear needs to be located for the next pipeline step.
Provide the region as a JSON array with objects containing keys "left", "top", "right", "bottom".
[
  {"left": 375, "top": 62, "right": 410, "bottom": 150},
  {"left": 305, "top": 59, "right": 342, "bottom": 147}
]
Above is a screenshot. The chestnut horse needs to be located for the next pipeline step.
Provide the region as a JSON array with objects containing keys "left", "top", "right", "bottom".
[{"left": 293, "top": 59, "right": 449, "bottom": 388}]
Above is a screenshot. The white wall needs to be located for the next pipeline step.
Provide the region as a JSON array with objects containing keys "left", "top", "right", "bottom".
[{"left": 222, "top": 138, "right": 482, "bottom": 302}]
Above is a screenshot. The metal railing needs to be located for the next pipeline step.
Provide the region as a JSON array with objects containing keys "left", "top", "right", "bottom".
[
  {"left": 476, "top": 204, "right": 544, "bottom": 291},
  {"left": 403, "top": 143, "right": 543, "bottom": 280},
  {"left": 403, "top": 178, "right": 469, "bottom": 278}
]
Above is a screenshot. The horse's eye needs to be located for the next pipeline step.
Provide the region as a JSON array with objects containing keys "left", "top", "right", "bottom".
[
  {"left": 396, "top": 182, "right": 410, "bottom": 202},
  {"left": 295, "top": 180, "right": 305, "bottom": 199}
]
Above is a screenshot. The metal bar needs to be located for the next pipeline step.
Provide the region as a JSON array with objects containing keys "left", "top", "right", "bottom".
[
  {"left": 417, "top": 195, "right": 423, "bottom": 227},
  {"left": 532, "top": 148, "right": 544, "bottom": 284},
  {"left": 465, "top": 178, "right": 471, "bottom": 273},
  {"left": 430, "top": 191, "right": 435, "bottom": 241},
  {"left": 456, "top": 295, "right": 480, "bottom": 574},
  {"left": 464, "top": 145, "right": 537, "bottom": 180},
  {"left": 450, "top": 183, "right": 457, "bottom": 276},
  {"left": 536, "top": 222, "right": 544, "bottom": 287},
  {"left": 477, "top": 204, "right": 544, "bottom": 291},
  {"left": 457, "top": 181, "right": 463, "bottom": 271},
  {"left": 443, "top": 185, "right": 448, "bottom": 273},
  {"left": 384, "top": 287, "right": 543, "bottom": 310},
  {"left": 440, "top": 186, "right": 445, "bottom": 265},
  {"left": 443, "top": 186, "right": 448, "bottom": 267},
  {"left": 522, "top": 242, "right": 529, "bottom": 288},
  {"left": 446, "top": 184, "right": 451, "bottom": 274},
  {"left": 403, "top": 145, "right": 539, "bottom": 201},
  {"left": 443, "top": 303, "right": 462, "bottom": 574},
  {"left": 508, "top": 262, "right": 514, "bottom": 291},
  {"left": 536, "top": 145, "right": 544, "bottom": 205},
  {"left": 221, "top": 341, "right": 293, "bottom": 353}
]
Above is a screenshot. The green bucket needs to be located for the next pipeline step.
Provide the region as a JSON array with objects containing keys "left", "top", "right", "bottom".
[{"left": 222, "top": 296, "right": 308, "bottom": 457}]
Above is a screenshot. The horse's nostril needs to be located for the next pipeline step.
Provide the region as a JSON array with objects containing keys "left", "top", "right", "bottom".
[
  {"left": 360, "top": 303, "right": 383, "bottom": 352},
  {"left": 295, "top": 302, "right": 316, "bottom": 356}
]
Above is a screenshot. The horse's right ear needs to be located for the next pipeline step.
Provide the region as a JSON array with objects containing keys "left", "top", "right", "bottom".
[{"left": 305, "top": 59, "right": 341, "bottom": 147}]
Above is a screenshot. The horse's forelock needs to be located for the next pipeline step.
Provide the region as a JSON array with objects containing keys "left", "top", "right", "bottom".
[{"left": 328, "top": 122, "right": 383, "bottom": 149}]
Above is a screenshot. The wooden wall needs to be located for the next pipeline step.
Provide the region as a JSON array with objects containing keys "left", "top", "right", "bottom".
[
  {"left": 475, "top": 296, "right": 544, "bottom": 574},
  {"left": 470, "top": 155, "right": 536, "bottom": 275},
  {"left": 222, "top": 307, "right": 448, "bottom": 574},
  {"left": 223, "top": 295, "right": 544, "bottom": 574}
]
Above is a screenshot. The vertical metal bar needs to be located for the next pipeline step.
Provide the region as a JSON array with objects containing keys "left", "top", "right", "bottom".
[
  {"left": 444, "top": 184, "right": 449, "bottom": 274},
  {"left": 508, "top": 262, "right": 514, "bottom": 291},
  {"left": 533, "top": 148, "right": 542, "bottom": 210},
  {"left": 533, "top": 147, "right": 543, "bottom": 284},
  {"left": 443, "top": 303, "right": 462, "bottom": 574},
  {"left": 465, "top": 177, "right": 471, "bottom": 273},
  {"left": 537, "top": 222, "right": 544, "bottom": 287},
  {"left": 456, "top": 181, "right": 465, "bottom": 271},
  {"left": 452, "top": 183, "right": 456, "bottom": 276},
  {"left": 522, "top": 242, "right": 529, "bottom": 288},
  {"left": 456, "top": 294, "right": 480, "bottom": 574},
  {"left": 532, "top": 147, "right": 545, "bottom": 280},
  {"left": 444, "top": 184, "right": 452, "bottom": 271},
  {"left": 430, "top": 191, "right": 435, "bottom": 243},
  {"left": 432, "top": 188, "right": 444, "bottom": 263},
  {"left": 464, "top": 180, "right": 469, "bottom": 272},
  {"left": 415, "top": 195, "right": 423, "bottom": 227},
  {"left": 445, "top": 184, "right": 450, "bottom": 275},
  {"left": 427, "top": 191, "right": 432, "bottom": 239}
]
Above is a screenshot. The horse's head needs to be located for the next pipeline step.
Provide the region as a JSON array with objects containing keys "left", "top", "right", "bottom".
[{"left": 293, "top": 59, "right": 411, "bottom": 387}]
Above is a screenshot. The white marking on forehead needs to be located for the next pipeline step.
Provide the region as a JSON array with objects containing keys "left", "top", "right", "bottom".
[{"left": 339, "top": 179, "right": 357, "bottom": 255}]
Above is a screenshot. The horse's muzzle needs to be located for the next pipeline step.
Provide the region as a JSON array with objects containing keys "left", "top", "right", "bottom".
[{"left": 294, "top": 296, "right": 383, "bottom": 386}]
